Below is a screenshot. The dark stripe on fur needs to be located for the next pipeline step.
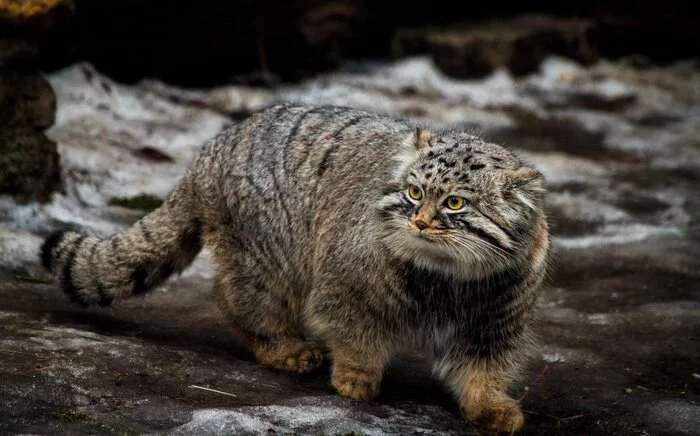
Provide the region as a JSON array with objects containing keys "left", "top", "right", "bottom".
[
  {"left": 132, "top": 268, "right": 149, "bottom": 295},
  {"left": 283, "top": 108, "right": 318, "bottom": 171},
  {"left": 398, "top": 261, "right": 524, "bottom": 359},
  {"left": 97, "top": 282, "right": 113, "bottom": 306},
  {"left": 270, "top": 191, "right": 295, "bottom": 237},
  {"left": 458, "top": 219, "right": 512, "bottom": 253},
  {"left": 87, "top": 242, "right": 113, "bottom": 306},
  {"left": 110, "top": 237, "right": 124, "bottom": 263},
  {"left": 478, "top": 210, "right": 517, "bottom": 241},
  {"left": 140, "top": 220, "right": 154, "bottom": 244},
  {"left": 87, "top": 240, "right": 99, "bottom": 266},
  {"left": 291, "top": 107, "right": 349, "bottom": 174},
  {"left": 317, "top": 116, "right": 366, "bottom": 177},
  {"left": 40, "top": 230, "right": 67, "bottom": 272},
  {"left": 470, "top": 225, "right": 511, "bottom": 253},
  {"left": 268, "top": 156, "right": 294, "bottom": 228},
  {"left": 131, "top": 218, "right": 202, "bottom": 296},
  {"left": 61, "top": 235, "right": 88, "bottom": 307},
  {"left": 182, "top": 218, "right": 203, "bottom": 247},
  {"left": 257, "top": 104, "right": 288, "bottom": 172},
  {"left": 378, "top": 200, "right": 413, "bottom": 218},
  {"left": 132, "top": 262, "right": 175, "bottom": 296}
]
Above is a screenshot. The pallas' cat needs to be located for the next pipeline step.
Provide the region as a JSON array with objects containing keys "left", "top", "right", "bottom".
[{"left": 41, "top": 104, "right": 550, "bottom": 432}]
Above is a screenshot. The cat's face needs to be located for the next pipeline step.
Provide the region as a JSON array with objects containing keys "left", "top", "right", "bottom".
[{"left": 379, "top": 131, "right": 544, "bottom": 279}]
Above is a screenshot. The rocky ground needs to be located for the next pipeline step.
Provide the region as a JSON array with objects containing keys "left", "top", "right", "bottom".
[{"left": 1, "top": 56, "right": 699, "bottom": 435}]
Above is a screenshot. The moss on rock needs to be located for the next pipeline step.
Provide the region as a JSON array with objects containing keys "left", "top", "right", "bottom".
[
  {"left": 0, "top": 69, "right": 61, "bottom": 203},
  {"left": 57, "top": 409, "right": 90, "bottom": 423},
  {"left": 108, "top": 194, "right": 164, "bottom": 212}
]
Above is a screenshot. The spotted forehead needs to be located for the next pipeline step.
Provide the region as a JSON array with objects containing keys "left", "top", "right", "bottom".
[{"left": 411, "top": 139, "right": 517, "bottom": 188}]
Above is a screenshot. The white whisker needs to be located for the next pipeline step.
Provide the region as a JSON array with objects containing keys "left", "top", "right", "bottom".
[{"left": 379, "top": 212, "right": 515, "bottom": 280}]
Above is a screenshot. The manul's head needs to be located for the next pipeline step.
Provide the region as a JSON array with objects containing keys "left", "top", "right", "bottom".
[{"left": 379, "top": 129, "right": 546, "bottom": 279}]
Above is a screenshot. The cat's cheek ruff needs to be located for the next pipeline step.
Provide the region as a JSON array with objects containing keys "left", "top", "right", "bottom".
[
  {"left": 376, "top": 193, "right": 416, "bottom": 221},
  {"left": 380, "top": 217, "right": 512, "bottom": 280}
]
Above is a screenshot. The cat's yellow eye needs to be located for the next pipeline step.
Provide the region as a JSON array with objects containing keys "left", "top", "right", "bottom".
[
  {"left": 445, "top": 196, "right": 466, "bottom": 210},
  {"left": 407, "top": 184, "right": 423, "bottom": 201}
]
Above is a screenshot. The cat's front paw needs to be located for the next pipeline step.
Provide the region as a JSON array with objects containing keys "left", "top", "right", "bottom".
[
  {"left": 280, "top": 346, "right": 325, "bottom": 373},
  {"left": 464, "top": 400, "right": 524, "bottom": 433},
  {"left": 332, "top": 369, "right": 380, "bottom": 400},
  {"left": 252, "top": 336, "right": 325, "bottom": 374}
]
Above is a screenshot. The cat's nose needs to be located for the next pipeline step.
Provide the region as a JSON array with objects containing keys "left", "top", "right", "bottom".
[{"left": 414, "top": 218, "right": 429, "bottom": 230}]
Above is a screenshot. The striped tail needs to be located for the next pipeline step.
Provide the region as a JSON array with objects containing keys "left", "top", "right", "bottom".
[{"left": 39, "top": 178, "right": 202, "bottom": 306}]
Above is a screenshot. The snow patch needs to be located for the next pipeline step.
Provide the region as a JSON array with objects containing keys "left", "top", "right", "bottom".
[
  {"left": 180, "top": 249, "right": 215, "bottom": 280},
  {"left": 516, "top": 152, "right": 607, "bottom": 186},
  {"left": 548, "top": 192, "right": 631, "bottom": 224},
  {"left": 637, "top": 302, "right": 700, "bottom": 320},
  {"left": 281, "top": 56, "right": 525, "bottom": 110},
  {"left": 0, "top": 311, "right": 23, "bottom": 320},
  {"left": 170, "top": 397, "right": 454, "bottom": 435},
  {"left": 554, "top": 224, "right": 682, "bottom": 249},
  {"left": 651, "top": 400, "right": 700, "bottom": 435},
  {"left": 171, "top": 409, "right": 274, "bottom": 435},
  {"left": 0, "top": 227, "right": 43, "bottom": 267},
  {"left": 542, "top": 353, "right": 566, "bottom": 363},
  {"left": 19, "top": 325, "right": 142, "bottom": 352},
  {"left": 586, "top": 313, "right": 617, "bottom": 326}
]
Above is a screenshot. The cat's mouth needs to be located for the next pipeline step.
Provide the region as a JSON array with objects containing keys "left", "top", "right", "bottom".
[
  {"left": 382, "top": 218, "right": 514, "bottom": 279},
  {"left": 408, "top": 226, "right": 445, "bottom": 242}
]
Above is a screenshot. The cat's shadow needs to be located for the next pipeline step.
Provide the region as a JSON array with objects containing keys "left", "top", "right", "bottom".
[{"left": 45, "top": 304, "right": 458, "bottom": 410}]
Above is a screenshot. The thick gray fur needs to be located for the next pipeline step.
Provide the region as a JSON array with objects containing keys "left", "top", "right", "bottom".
[{"left": 41, "top": 103, "right": 551, "bottom": 431}]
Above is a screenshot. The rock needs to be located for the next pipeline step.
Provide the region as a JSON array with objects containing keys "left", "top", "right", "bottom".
[
  {"left": 0, "top": 0, "right": 75, "bottom": 67},
  {"left": 0, "top": 0, "right": 74, "bottom": 28},
  {"left": 3, "top": 1, "right": 694, "bottom": 87},
  {"left": 0, "top": 70, "right": 61, "bottom": 204},
  {"left": 0, "top": 125, "right": 61, "bottom": 203},
  {"left": 0, "top": 36, "right": 38, "bottom": 66},
  {"left": 0, "top": 1, "right": 71, "bottom": 203},
  {"left": 0, "top": 69, "right": 56, "bottom": 128},
  {"left": 87, "top": 387, "right": 113, "bottom": 399},
  {"left": 0, "top": 63, "right": 61, "bottom": 204},
  {"left": 34, "top": 0, "right": 364, "bottom": 86},
  {"left": 392, "top": 15, "right": 598, "bottom": 78},
  {"left": 107, "top": 195, "right": 165, "bottom": 213},
  {"left": 582, "top": 0, "right": 700, "bottom": 63},
  {"left": 1, "top": 56, "right": 699, "bottom": 435}
]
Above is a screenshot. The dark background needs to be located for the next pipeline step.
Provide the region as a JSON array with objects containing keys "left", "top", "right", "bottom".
[
  {"left": 2, "top": 0, "right": 698, "bottom": 86},
  {"left": 1, "top": 2, "right": 699, "bottom": 435}
]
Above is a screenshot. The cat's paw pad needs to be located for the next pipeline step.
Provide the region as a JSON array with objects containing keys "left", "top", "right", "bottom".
[
  {"left": 466, "top": 401, "right": 524, "bottom": 433},
  {"left": 332, "top": 371, "right": 380, "bottom": 401},
  {"left": 281, "top": 346, "right": 325, "bottom": 373},
  {"left": 253, "top": 338, "right": 325, "bottom": 374}
]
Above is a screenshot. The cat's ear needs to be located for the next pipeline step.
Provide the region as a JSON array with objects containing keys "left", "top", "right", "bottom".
[
  {"left": 505, "top": 166, "right": 540, "bottom": 182},
  {"left": 413, "top": 128, "right": 435, "bottom": 149},
  {"left": 504, "top": 166, "right": 545, "bottom": 207}
]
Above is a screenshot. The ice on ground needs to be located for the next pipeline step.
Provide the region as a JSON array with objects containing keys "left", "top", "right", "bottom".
[
  {"left": 554, "top": 224, "right": 682, "bottom": 249},
  {"left": 170, "top": 397, "right": 453, "bottom": 436},
  {"left": 651, "top": 400, "right": 700, "bottom": 435},
  {"left": 0, "top": 228, "right": 43, "bottom": 267},
  {"left": 542, "top": 353, "right": 566, "bottom": 363}
]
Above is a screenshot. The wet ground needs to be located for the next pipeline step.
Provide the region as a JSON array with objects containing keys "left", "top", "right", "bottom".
[{"left": 1, "top": 56, "right": 699, "bottom": 435}]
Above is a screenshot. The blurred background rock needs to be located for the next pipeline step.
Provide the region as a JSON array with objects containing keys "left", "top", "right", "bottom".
[
  {"left": 1, "top": 0, "right": 696, "bottom": 201},
  {"left": 0, "top": 2, "right": 698, "bottom": 435},
  {"left": 2, "top": 0, "right": 698, "bottom": 85},
  {"left": 0, "top": 0, "right": 70, "bottom": 202}
]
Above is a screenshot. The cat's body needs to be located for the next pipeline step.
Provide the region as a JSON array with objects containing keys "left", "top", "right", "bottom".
[{"left": 41, "top": 103, "right": 550, "bottom": 432}]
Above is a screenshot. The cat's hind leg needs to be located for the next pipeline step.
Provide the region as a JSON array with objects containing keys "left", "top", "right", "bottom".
[
  {"left": 247, "top": 332, "right": 325, "bottom": 373},
  {"left": 211, "top": 268, "right": 325, "bottom": 374},
  {"left": 329, "top": 339, "right": 389, "bottom": 400},
  {"left": 435, "top": 358, "right": 524, "bottom": 432},
  {"left": 306, "top": 282, "right": 392, "bottom": 400}
]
